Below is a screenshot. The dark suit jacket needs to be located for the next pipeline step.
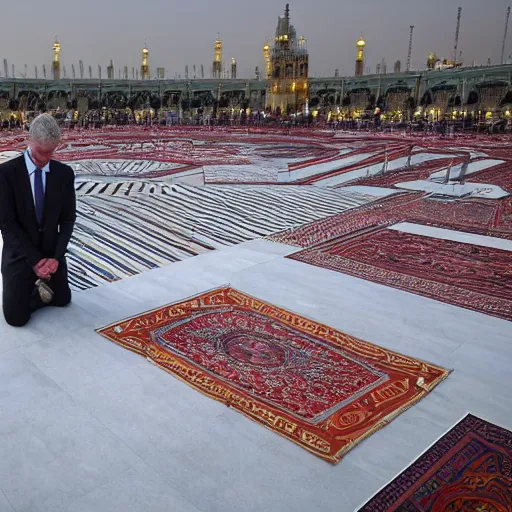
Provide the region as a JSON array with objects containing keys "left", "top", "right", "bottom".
[{"left": 0, "top": 154, "right": 76, "bottom": 275}]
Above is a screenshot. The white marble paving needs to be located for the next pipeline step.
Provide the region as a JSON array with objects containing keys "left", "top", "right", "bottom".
[
  {"left": 395, "top": 179, "right": 509, "bottom": 199},
  {"left": 389, "top": 222, "right": 512, "bottom": 251},
  {"left": 429, "top": 158, "right": 505, "bottom": 180},
  {"left": 0, "top": 239, "right": 511, "bottom": 512}
]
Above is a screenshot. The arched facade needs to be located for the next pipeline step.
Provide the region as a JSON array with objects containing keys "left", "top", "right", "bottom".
[{"left": 0, "top": 64, "right": 511, "bottom": 121}]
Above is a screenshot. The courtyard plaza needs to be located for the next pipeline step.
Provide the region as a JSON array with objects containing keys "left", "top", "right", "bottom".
[{"left": 0, "top": 128, "right": 510, "bottom": 511}]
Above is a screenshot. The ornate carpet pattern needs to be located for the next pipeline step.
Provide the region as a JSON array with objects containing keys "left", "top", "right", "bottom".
[
  {"left": 97, "top": 287, "right": 448, "bottom": 463},
  {"left": 267, "top": 192, "right": 422, "bottom": 248},
  {"left": 358, "top": 414, "right": 512, "bottom": 512},
  {"left": 405, "top": 198, "right": 512, "bottom": 241},
  {"left": 289, "top": 229, "right": 512, "bottom": 321},
  {"left": 270, "top": 193, "right": 512, "bottom": 248}
]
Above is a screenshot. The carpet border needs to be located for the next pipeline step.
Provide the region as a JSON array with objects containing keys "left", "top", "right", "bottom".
[{"left": 288, "top": 232, "right": 512, "bottom": 322}]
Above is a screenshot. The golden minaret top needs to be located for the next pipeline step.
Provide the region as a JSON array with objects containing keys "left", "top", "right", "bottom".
[{"left": 53, "top": 38, "right": 61, "bottom": 63}]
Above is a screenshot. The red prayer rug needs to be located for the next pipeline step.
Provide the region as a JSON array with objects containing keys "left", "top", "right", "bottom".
[
  {"left": 358, "top": 414, "right": 512, "bottom": 512},
  {"left": 289, "top": 228, "right": 512, "bottom": 321},
  {"left": 97, "top": 287, "right": 448, "bottom": 463}
]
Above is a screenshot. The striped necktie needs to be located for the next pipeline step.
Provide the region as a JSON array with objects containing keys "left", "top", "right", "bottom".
[{"left": 34, "top": 167, "right": 45, "bottom": 225}]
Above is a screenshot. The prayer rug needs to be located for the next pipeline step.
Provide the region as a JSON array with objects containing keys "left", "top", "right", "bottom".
[
  {"left": 358, "top": 414, "right": 512, "bottom": 512},
  {"left": 289, "top": 228, "right": 512, "bottom": 321},
  {"left": 97, "top": 286, "right": 448, "bottom": 463}
]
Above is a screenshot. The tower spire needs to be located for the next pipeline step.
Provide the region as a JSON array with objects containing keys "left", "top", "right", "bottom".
[
  {"left": 263, "top": 39, "right": 271, "bottom": 80},
  {"left": 213, "top": 34, "right": 223, "bottom": 78},
  {"left": 141, "top": 40, "right": 149, "bottom": 79},
  {"left": 52, "top": 37, "right": 61, "bottom": 80},
  {"left": 355, "top": 34, "right": 366, "bottom": 76}
]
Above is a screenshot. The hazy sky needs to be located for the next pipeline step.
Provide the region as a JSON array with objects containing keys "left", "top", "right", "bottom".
[{"left": 1, "top": 0, "right": 511, "bottom": 79}]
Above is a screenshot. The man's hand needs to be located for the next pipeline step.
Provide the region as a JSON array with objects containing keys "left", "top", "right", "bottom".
[
  {"left": 45, "top": 259, "right": 59, "bottom": 275},
  {"left": 33, "top": 258, "right": 59, "bottom": 279},
  {"left": 34, "top": 259, "right": 50, "bottom": 279}
]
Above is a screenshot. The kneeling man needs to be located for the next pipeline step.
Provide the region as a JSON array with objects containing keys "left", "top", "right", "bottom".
[{"left": 0, "top": 113, "right": 76, "bottom": 327}]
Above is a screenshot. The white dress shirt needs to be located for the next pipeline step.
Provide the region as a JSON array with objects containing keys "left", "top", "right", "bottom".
[{"left": 24, "top": 149, "right": 50, "bottom": 204}]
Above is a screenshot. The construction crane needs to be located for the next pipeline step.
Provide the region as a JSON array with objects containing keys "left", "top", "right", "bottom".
[
  {"left": 501, "top": 6, "right": 511, "bottom": 64},
  {"left": 406, "top": 25, "right": 414, "bottom": 71},
  {"left": 453, "top": 7, "right": 462, "bottom": 63}
]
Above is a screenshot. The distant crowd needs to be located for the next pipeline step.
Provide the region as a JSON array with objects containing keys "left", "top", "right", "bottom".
[{"left": 1, "top": 110, "right": 511, "bottom": 135}]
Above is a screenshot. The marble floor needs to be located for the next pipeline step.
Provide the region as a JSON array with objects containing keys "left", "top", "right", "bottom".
[{"left": 0, "top": 239, "right": 511, "bottom": 512}]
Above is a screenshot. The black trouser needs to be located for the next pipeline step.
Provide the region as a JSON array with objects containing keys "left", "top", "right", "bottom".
[{"left": 2, "top": 259, "right": 71, "bottom": 327}]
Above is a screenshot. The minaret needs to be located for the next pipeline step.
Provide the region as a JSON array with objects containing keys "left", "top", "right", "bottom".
[
  {"left": 263, "top": 40, "right": 271, "bottom": 79},
  {"left": 355, "top": 35, "right": 365, "bottom": 76},
  {"left": 107, "top": 60, "right": 114, "bottom": 79},
  {"left": 52, "top": 38, "right": 61, "bottom": 80},
  {"left": 213, "top": 35, "right": 222, "bottom": 78},
  {"left": 141, "top": 42, "right": 149, "bottom": 79},
  {"left": 231, "top": 58, "right": 237, "bottom": 79}
]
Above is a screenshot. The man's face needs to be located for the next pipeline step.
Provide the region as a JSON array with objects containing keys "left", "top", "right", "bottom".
[{"left": 29, "top": 139, "right": 59, "bottom": 168}]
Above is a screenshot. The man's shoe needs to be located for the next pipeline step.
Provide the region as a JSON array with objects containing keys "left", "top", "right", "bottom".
[{"left": 36, "top": 279, "right": 54, "bottom": 305}]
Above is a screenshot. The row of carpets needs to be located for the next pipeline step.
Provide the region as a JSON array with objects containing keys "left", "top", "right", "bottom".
[
  {"left": 87, "top": 136, "right": 511, "bottom": 510},
  {"left": 97, "top": 287, "right": 511, "bottom": 511},
  {"left": 261, "top": 160, "right": 511, "bottom": 508},
  {"left": 269, "top": 191, "right": 512, "bottom": 321},
  {"left": 0, "top": 129, "right": 335, "bottom": 169}
]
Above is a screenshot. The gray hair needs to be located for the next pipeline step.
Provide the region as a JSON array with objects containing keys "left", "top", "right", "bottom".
[{"left": 29, "top": 113, "right": 61, "bottom": 144}]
